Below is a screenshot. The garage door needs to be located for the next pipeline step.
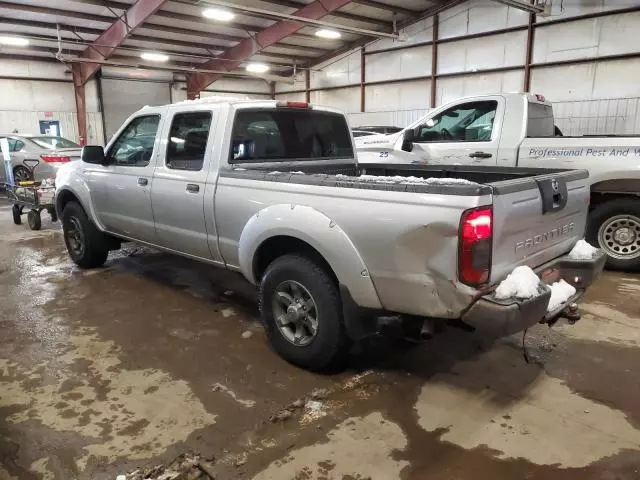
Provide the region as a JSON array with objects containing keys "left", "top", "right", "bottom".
[{"left": 101, "top": 78, "right": 171, "bottom": 142}]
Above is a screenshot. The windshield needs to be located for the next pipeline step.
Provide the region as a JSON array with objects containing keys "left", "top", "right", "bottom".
[{"left": 29, "top": 136, "right": 80, "bottom": 149}]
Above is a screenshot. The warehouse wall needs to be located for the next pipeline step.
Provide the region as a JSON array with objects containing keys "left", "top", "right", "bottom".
[
  {"left": 171, "top": 77, "right": 272, "bottom": 104},
  {"left": 275, "top": 0, "right": 640, "bottom": 134},
  {"left": 0, "top": 60, "right": 271, "bottom": 146},
  {"left": 0, "top": 59, "right": 103, "bottom": 144}
]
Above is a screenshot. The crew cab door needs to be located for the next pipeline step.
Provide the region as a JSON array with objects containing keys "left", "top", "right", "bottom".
[
  {"left": 101, "top": 113, "right": 162, "bottom": 241},
  {"left": 151, "top": 107, "right": 216, "bottom": 259},
  {"left": 408, "top": 97, "right": 503, "bottom": 166}
]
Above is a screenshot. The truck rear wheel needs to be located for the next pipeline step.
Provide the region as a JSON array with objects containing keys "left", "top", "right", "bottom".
[
  {"left": 259, "top": 254, "right": 350, "bottom": 371},
  {"left": 587, "top": 198, "right": 640, "bottom": 271},
  {"left": 61, "top": 201, "right": 109, "bottom": 268}
]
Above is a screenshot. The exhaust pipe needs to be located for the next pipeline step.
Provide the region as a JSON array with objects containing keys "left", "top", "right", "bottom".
[
  {"left": 420, "top": 319, "right": 436, "bottom": 340},
  {"left": 399, "top": 316, "right": 439, "bottom": 342}
]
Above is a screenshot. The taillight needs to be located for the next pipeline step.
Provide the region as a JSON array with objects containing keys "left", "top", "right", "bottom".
[
  {"left": 459, "top": 207, "right": 493, "bottom": 287},
  {"left": 41, "top": 154, "right": 71, "bottom": 163}
]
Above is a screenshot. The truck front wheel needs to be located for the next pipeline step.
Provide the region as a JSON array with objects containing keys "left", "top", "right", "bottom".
[
  {"left": 587, "top": 198, "right": 640, "bottom": 271},
  {"left": 61, "top": 201, "right": 109, "bottom": 269},
  {"left": 259, "top": 254, "right": 350, "bottom": 371}
]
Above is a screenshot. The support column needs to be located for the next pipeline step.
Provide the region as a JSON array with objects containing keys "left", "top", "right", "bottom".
[
  {"left": 523, "top": 8, "right": 536, "bottom": 92},
  {"left": 186, "top": 74, "right": 201, "bottom": 100},
  {"left": 72, "top": 64, "right": 87, "bottom": 147},
  {"left": 360, "top": 47, "right": 366, "bottom": 112},
  {"left": 430, "top": 14, "right": 439, "bottom": 108},
  {"left": 305, "top": 69, "right": 311, "bottom": 103}
]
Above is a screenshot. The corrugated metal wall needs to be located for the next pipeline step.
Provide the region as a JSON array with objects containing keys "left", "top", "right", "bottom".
[
  {"left": 553, "top": 97, "right": 640, "bottom": 136},
  {"left": 276, "top": 0, "right": 640, "bottom": 135},
  {"left": 347, "top": 109, "right": 432, "bottom": 129}
]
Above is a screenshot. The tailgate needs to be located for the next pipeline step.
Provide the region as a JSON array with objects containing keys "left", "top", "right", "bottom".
[{"left": 489, "top": 169, "right": 590, "bottom": 283}]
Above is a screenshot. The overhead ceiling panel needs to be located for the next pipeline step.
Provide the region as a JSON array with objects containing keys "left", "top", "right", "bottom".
[
  {"left": 160, "top": 0, "right": 276, "bottom": 30},
  {"left": 0, "top": 8, "right": 112, "bottom": 31}
]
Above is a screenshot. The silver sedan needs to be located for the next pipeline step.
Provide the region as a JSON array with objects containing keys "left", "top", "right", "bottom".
[{"left": 0, "top": 134, "right": 82, "bottom": 184}]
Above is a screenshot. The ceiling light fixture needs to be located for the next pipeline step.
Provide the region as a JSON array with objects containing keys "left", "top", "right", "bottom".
[
  {"left": 202, "top": 8, "right": 236, "bottom": 21},
  {"left": 246, "top": 63, "right": 270, "bottom": 74},
  {"left": 0, "top": 36, "right": 29, "bottom": 47},
  {"left": 140, "top": 52, "right": 169, "bottom": 62},
  {"left": 315, "top": 29, "right": 341, "bottom": 39}
]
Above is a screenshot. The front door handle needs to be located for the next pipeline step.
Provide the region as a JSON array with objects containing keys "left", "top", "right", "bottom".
[
  {"left": 137, "top": 177, "right": 148, "bottom": 186},
  {"left": 186, "top": 183, "right": 199, "bottom": 193},
  {"left": 469, "top": 151, "right": 493, "bottom": 159}
]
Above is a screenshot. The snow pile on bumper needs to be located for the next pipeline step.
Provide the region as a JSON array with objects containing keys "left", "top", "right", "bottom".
[
  {"left": 569, "top": 239, "right": 598, "bottom": 260},
  {"left": 494, "top": 266, "right": 541, "bottom": 300}
]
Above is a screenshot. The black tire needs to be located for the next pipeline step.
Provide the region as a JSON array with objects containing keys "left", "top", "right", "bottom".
[
  {"left": 48, "top": 207, "right": 58, "bottom": 223},
  {"left": 27, "top": 210, "right": 41, "bottom": 231},
  {"left": 12, "top": 205, "right": 21, "bottom": 225},
  {"left": 587, "top": 198, "right": 640, "bottom": 271},
  {"left": 259, "top": 254, "right": 350, "bottom": 371},
  {"left": 61, "top": 201, "right": 109, "bottom": 268},
  {"left": 13, "top": 166, "right": 33, "bottom": 183},
  {"left": 12, "top": 205, "right": 22, "bottom": 225}
]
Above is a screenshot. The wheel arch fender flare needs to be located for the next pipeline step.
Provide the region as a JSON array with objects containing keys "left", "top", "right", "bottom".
[
  {"left": 55, "top": 184, "right": 106, "bottom": 231},
  {"left": 238, "top": 204, "right": 382, "bottom": 310}
]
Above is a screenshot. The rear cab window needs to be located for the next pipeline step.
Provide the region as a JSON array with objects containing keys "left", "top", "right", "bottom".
[
  {"left": 229, "top": 108, "right": 353, "bottom": 163},
  {"left": 527, "top": 102, "right": 555, "bottom": 138}
]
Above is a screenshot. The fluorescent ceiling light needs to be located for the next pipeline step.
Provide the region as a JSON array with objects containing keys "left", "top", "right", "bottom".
[
  {"left": 0, "top": 36, "right": 29, "bottom": 46},
  {"left": 140, "top": 52, "right": 169, "bottom": 62},
  {"left": 315, "top": 29, "right": 341, "bottom": 39},
  {"left": 246, "top": 63, "right": 270, "bottom": 74},
  {"left": 202, "top": 8, "right": 236, "bottom": 21}
]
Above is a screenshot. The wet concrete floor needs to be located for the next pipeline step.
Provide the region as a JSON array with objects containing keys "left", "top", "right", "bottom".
[{"left": 0, "top": 202, "right": 639, "bottom": 479}]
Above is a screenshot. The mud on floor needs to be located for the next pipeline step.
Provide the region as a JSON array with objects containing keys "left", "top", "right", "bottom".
[{"left": 0, "top": 204, "right": 639, "bottom": 480}]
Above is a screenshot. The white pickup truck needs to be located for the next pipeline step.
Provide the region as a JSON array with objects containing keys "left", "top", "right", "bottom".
[
  {"left": 356, "top": 93, "right": 640, "bottom": 270},
  {"left": 55, "top": 98, "right": 604, "bottom": 370}
]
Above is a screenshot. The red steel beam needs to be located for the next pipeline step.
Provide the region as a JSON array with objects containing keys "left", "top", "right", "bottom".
[
  {"left": 523, "top": 1, "right": 536, "bottom": 92},
  {"left": 186, "top": 0, "right": 354, "bottom": 98},
  {"left": 72, "top": 64, "right": 87, "bottom": 146},
  {"left": 75, "top": 0, "right": 168, "bottom": 85}
]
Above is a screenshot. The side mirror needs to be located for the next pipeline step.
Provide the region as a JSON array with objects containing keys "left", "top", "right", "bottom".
[
  {"left": 81, "top": 145, "right": 105, "bottom": 164},
  {"left": 401, "top": 129, "right": 415, "bottom": 152}
]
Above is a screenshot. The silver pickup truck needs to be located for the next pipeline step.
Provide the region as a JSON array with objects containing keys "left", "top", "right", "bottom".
[{"left": 55, "top": 99, "right": 604, "bottom": 370}]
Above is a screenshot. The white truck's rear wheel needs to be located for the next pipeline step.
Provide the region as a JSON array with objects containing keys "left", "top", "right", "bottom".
[
  {"left": 588, "top": 198, "right": 640, "bottom": 271},
  {"left": 259, "top": 254, "right": 350, "bottom": 371}
]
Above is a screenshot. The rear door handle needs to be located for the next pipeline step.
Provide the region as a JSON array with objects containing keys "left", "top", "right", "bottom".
[
  {"left": 186, "top": 183, "right": 199, "bottom": 193},
  {"left": 137, "top": 177, "right": 148, "bottom": 186},
  {"left": 469, "top": 151, "right": 493, "bottom": 159}
]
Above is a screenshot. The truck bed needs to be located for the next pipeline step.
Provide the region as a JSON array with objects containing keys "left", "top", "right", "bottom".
[
  {"left": 226, "top": 162, "right": 590, "bottom": 288},
  {"left": 357, "top": 163, "right": 578, "bottom": 185},
  {"left": 241, "top": 161, "right": 577, "bottom": 186}
]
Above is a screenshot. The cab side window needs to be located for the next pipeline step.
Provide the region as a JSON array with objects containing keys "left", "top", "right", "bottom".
[
  {"left": 107, "top": 115, "right": 160, "bottom": 166},
  {"left": 166, "top": 111, "right": 212, "bottom": 171},
  {"left": 415, "top": 101, "right": 497, "bottom": 143}
]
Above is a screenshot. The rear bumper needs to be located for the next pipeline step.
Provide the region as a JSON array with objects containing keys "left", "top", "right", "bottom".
[{"left": 461, "top": 250, "right": 606, "bottom": 337}]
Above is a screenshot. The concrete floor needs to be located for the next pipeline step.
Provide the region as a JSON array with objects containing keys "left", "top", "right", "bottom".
[{"left": 0, "top": 202, "right": 639, "bottom": 480}]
